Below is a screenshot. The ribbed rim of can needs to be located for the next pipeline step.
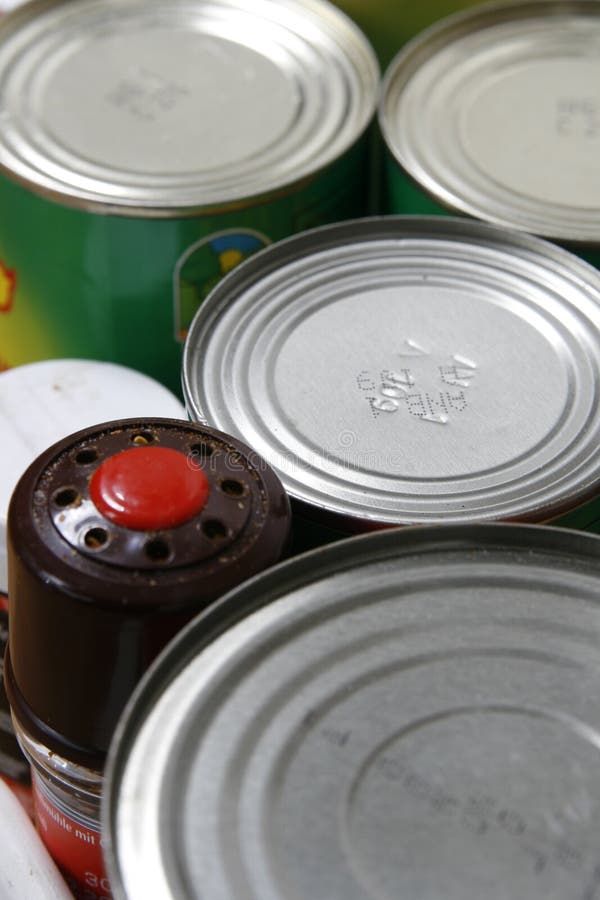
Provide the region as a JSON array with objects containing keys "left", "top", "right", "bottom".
[
  {"left": 102, "top": 521, "right": 600, "bottom": 900},
  {"left": 0, "top": 0, "right": 379, "bottom": 214},
  {"left": 379, "top": 0, "right": 600, "bottom": 245},
  {"left": 183, "top": 215, "right": 600, "bottom": 528}
]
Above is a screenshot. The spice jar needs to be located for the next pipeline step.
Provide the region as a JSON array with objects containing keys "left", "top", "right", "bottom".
[
  {"left": 0, "top": 358, "right": 187, "bottom": 822},
  {"left": 5, "top": 417, "right": 291, "bottom": 899}
]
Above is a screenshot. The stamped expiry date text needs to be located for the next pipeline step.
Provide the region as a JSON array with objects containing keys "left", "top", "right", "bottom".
[
  {"left": 107, "top": 67, "right": 189, "bottom": 121},
  {"left": 356, "top": 338, "right": 477, "bottom": 424},
  {"left": 305, "top": 712, "right": 596, "bottom": 887}
]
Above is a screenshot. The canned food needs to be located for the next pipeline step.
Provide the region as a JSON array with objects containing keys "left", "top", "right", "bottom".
[
  {"left": 104, "top": 522, "right": 600, "bottom": 900},
  {"left": 379, "top": 0, "right": 600, "bottom": 266},
  {"left": 5, "top": 416, "right": 290, "bottom": 897},
  {"left": 183, "top": 216, "right": 600, "bottom": 540},
  {"left": 0, "top": 0, "right": 379, "bottom": 393}
]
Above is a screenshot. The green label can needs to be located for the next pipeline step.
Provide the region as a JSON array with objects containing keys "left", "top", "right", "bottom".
[
  {"left": 379, "top": 0, "right": 600, "bottom": 267},
  {"left": 0, "top": 0, "right": 379, "bottom": 394}
]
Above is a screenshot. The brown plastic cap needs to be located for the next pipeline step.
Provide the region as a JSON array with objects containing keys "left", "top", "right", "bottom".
[{"left": 5, "top": 418, "right": 290, "bottom": 768}]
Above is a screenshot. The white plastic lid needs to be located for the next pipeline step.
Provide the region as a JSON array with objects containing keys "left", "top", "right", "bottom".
[{"left": 0, "top": 359, "right": 186, "bottom": 594}]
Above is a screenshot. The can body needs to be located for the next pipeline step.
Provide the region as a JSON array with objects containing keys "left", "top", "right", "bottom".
[
  {"left": 379, "top": 0, "right": 600, "bottom": 266},
  {"left": 0, "top": 145, "right": 367, "bottom": 394}
]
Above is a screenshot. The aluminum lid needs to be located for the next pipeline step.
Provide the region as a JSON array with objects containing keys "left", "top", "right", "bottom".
[
  {"left": 379, "top": 0, "right": 600, "bottom": 246},
  {"left": 183, "top": 216, "right": 600, "bottom": 529},
  {"left": 0, "top": 0, "right": 378, "bottom": 213},
  {"left": 0, "top": 358, "right": 185, "bottom": 593},
  {"left": 104, "top": 522, "right": 600, "bottom": 900}
]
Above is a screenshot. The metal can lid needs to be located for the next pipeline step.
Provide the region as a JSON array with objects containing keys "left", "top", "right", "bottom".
[
  {"left": 0, "top": 358, "right": 185, "bottom": 594},
  {"left": 0, "top": 0, "right": 378, "bottom": 213},
  {"left": 379, "top": 0, "right": 600, "bottom": 246},
  {"left": 183, "top": 216, "right": 600, "bottom": 529},
  {"left": 103, "top": 522, "right": 600, "bottom": 900}
]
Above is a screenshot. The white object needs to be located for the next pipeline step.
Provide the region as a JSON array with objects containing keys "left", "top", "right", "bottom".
[{"left": 0, "top": 777, "right": 74, "bottom": 898}]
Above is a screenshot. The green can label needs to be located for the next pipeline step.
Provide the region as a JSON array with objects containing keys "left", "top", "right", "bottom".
[{"left": 0, "top": 141, "right": 367, "bottom": 395}]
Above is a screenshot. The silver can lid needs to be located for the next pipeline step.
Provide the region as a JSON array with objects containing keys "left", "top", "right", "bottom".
[
  {"left": 104, "top": 523, "right": 600, "bottom": 900},
  {"left": 183, "top": 216, "right": 600, "bottom": 529},
  {"left": 0, "top": 358, "right": 185, "bottom": 593},
  {"left": 380, "top": 0, "right": 600, "bottom": 246},
  {"left": 0, "top": 0, "right": 378, "bottom": 213}
]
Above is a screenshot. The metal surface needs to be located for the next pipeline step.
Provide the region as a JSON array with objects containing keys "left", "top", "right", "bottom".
[
  {"left": 104, "top": 522, "right": 600, "bottom": 900},
  {"left": 0, "top": 0, "right": 378, "bottom": 212},
  {"left": 183, "top": 216, "right": 600, "bottom": 528},
  {"left": 380, "top": 0, "right": 600, "bottom": 246}
]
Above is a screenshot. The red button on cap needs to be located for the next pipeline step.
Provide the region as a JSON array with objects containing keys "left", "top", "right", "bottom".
[{"left": 90, "top": 446, "right": 210, "bottom": 531}]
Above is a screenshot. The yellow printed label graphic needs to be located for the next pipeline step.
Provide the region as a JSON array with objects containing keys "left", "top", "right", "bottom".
[{"left": 0, "top": 260, "right": 15, "bottom": 313}]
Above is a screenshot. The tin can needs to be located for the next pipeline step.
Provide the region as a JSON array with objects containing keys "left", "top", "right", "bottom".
[
  {"left": 379, "top": 0, "right": 600, "bottom": 267},
  {"left": 0, "top": 0, "right": 379, "bottom": 394},
  {"left": 5, "top": 416, "right": 290, "bottom": 898},
  {"left": 183, "top": 216, "right": 600, "bottom": 544},
  {"left": 103, "top": 522, "right": 600, "bottom": 900}
]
